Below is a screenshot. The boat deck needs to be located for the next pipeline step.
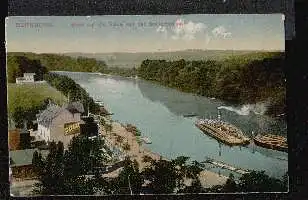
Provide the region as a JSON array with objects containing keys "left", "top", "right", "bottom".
[{"left": 253, "top": 134, "right": 288, "bottom": 152}]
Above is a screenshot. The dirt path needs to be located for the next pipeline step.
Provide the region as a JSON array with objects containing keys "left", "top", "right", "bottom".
[{"left": 10, "top": 179, "right": 38, "bottom": 196}]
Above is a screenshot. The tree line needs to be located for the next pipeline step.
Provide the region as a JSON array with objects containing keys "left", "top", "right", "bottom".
[
  {"left": 7, "top": 52, "right": 137, "bottom": 82},
  {"left": 32, "top": 135, "right": 287, "bottom": 195},
  {"left": 43, "top": 73, "right": 100, "bottom": 115},
  {"left": 7, "top": 52, "right": 107, "bottom": 82},
  {"left": 137, "top": 52, "right": 286, "bottom": 117},
  {"left": 7, "top": 51, "right": 286, "bottom": 118},
  {"left": 7, "top": 54, "right": 48, "bottom": 83}
]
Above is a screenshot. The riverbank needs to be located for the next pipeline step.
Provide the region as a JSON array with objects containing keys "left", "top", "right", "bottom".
[
  {"left": 137, "top": 53, "right": 286, "bottom": 118},
  {"left": 99, "top": 120, "right": 228, "bottom": 188}
]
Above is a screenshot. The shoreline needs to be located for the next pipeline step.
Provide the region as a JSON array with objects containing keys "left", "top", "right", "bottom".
[
  {"left": 52, "top": 70, "right": 285, "bottom": 120},
  {"left": 100, "top": 120, "right": 228, "bottom": 188}
]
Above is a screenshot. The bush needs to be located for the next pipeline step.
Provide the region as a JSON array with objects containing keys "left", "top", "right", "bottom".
[{"left": 123, "top": 143, "right": 130, "bottom": 151}]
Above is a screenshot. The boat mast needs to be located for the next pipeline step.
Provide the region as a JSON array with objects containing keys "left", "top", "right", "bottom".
[
  {"left": 217, "top": 108, "right": 221, "bottom": 121},
  {"left": 252, "top": 131, "right": 255, "bottom": 153}
]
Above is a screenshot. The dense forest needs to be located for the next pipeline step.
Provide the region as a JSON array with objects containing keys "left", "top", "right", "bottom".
[
  {"left": 7, "top": 55, "right": 48, "bottom": 83},
  {"left": 7, "top": 52, "right": 136, "bottom": 83},
  {"left": 137, "top": 52, "right": 286, "bottom": 117}
]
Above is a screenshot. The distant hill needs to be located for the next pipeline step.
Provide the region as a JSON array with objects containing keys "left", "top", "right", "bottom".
[{"left": 63, "top": 50, "right": 272, "bottom": 68}]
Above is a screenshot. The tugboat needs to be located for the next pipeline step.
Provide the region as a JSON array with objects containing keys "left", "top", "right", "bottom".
[
  {"left": 195, "top": 109, "right": 250, "bottom": 146},
  {"left": 253, "top": 134, "right": 288, "bottom": 152}
]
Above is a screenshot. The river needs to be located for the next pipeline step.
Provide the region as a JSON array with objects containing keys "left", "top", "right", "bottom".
[{"left": 55, "top": 71, "right": 288, "bottom": 179}]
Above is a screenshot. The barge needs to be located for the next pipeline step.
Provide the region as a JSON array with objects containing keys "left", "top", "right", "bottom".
[
  {"left": 195, "top": 119, "right": 250, "bottom": 146},
  {"left": 253, "top": 134, "right": 288, "bottom": 152}
]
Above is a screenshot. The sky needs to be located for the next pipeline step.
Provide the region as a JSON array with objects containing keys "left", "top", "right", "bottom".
[{"left": 6, "top": 14, "right": 285, "bottom": 53}]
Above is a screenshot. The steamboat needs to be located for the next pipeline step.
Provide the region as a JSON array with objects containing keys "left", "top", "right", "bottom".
[{"left": 195, "top": 109, "right": 250, "bottom": 146}]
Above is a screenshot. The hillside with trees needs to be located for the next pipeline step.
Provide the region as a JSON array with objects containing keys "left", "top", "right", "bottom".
[
  {"left": 7, "top": 52, "right": 137, "bottom": 81},
  {"left": 7, "top": 51, "right": 286, "bottom": 117},
  {"left": 43, "top": 73, "right": 100, "bottom": 115},
  {"left": 7, "top": 55, "right": 48, "bottom": 83},
  {"left": 32, "top": 135, "right": 288, "bottom": 195},
  {"left": 63, "top": 50, "right": 264, "bottom": 69},
  {"left": 137, "top": 52, "right": 286, "bottom": 117},
  {"left": 7, "top": 52, "right": 107, "bottom": 83}
]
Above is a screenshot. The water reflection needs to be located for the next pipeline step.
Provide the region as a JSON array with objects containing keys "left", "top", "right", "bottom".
[
  {"left": 137, "top": 79, "right": 287, "bottom": 137},
  {"left": 55, "top": 71, "right": 288, "bottom": 178}
]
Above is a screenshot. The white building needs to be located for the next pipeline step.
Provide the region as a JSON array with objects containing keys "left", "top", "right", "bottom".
[
  {"left": 16, "top": 73, "right": 36, "bottom": 84},
  {"left": 36, "top": 101, "right": 85, "bottom": 148}
]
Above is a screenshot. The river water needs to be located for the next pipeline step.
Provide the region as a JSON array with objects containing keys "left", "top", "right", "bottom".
[{"left": 55, "top": 71, "right": 288, "bottom": 179}]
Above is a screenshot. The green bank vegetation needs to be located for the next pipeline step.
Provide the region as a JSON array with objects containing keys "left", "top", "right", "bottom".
[
  {"left": 7, "top": 52, "right": 107, "bottom": 79},
  {"left": 7, "top": 52, "right": 136, "bottom": 81},
  {"left": 7, "top": 51, "right": 286, "bottom": 120},
  {"left": 7, "top": 55, "right": 48, "bottom": 83},
  {"left": 137, "top": 52, "right": 286, "bottom": 117},
  {"left": 43, "top": 73, "right": 100, "bottom": 114}
]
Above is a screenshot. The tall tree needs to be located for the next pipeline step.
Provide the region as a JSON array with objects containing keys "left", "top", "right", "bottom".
[
  {"left": 222, "top": 173, "right": 238, "bottom": 192},
  {"left": 110, "top": 158, "right": 143, "bottom": 194},
  {"left": 33, "top": 136, "right": 111, "bottom": 195}
]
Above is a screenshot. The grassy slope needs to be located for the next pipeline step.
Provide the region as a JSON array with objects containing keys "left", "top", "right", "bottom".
[{"left": 7, "top": 83, "right": 67, "bottom": 118}]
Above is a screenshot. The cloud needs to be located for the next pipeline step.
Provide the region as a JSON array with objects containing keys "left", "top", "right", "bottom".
[
  {"left": 212, "top": 26, "right": 232, "bottom": 38},
  {"left": 156, "top": 26, "right": 167, "bottom": 33},
  {"left": 156, "top": 25, "right": 168, "bottom": 39},
  {"left": 171, "top": 19, "right": 207, "bottom": 41}
]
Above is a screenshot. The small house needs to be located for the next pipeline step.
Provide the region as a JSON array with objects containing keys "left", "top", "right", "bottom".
[
  {"left": 16, "top": 73, "right": 36, "bottom": 84},
  {"left": 35, "top": 101, "right": 85, "bottom": 149},
  {"left": 10, "top": 148, "right": 49, "bottom": 179}
]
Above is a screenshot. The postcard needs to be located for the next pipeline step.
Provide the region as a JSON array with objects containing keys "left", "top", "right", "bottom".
[{"left": 6, "top": 14, "right": 287, "bottom": 196}]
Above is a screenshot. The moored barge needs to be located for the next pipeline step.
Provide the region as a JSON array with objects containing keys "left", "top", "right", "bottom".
[
  {"left": 195, "top": 119, "right": 250, "bottom": 146},
  {"left": 253, "top": 134, "right": 288, "bottom": 152}
]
